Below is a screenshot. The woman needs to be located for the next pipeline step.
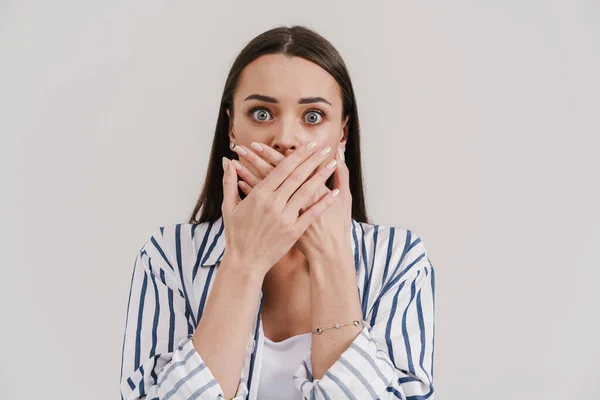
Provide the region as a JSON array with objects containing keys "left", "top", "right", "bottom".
[{"left": 120, "top": 25, "right": 435, "bottom": 400}]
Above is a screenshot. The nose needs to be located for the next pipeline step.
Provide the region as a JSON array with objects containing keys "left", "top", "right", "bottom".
[{"left": 271, "top": 116, "right": 305, "bottom": 156}]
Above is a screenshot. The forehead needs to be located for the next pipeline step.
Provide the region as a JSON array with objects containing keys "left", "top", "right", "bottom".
[{"left": 236, "top": 54, "right": 341, "bottom": 106}]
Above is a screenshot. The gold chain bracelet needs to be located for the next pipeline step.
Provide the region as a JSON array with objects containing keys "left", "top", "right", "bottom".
[{"left": 312, "top": 319, "right": 367, "bottom": 335}]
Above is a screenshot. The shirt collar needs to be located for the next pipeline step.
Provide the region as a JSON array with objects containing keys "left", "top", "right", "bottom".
[{"left": 199, "top": 216, "right": 363, "bottom": 271}]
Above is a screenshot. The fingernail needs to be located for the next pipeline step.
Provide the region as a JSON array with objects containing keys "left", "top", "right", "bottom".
[
  {"left": 338, "top": 148, "right": 345, "bottom": 162},
  {"left": 251, "top": 142, "right": 263, "bottom": 152},
  {"left": 305, "top": 141, "right": 317, "bottom": 151},
  {"left": 232, "top": 159, "right": 243, "bottom": 171},
  {"left": 326, "top": 159, "right": 337, "bottom": 169},
  {"left": 320, "top": 146, "right": 332, "bottom": 156},
  {"left": 222, "top": 157, "right": 229, "bottom": 172},
  {"left": 233, "top": 145, "right": 247, "bottom": 155},
  {"left": 332, "top": 189, "right": 340, "bottom": 198}
]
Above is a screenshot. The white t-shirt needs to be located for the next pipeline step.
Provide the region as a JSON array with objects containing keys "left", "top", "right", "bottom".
[{"left": 256, "top": 332, "right": 312, "bottom": 399}]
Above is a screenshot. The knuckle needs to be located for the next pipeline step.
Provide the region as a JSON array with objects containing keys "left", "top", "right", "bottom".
[
  {"left": 261, "top": 197, "right": 274, "bottom": 211},
  {"left": 306, "top": 206, "right": 320, "bottom": 220},
  {"left": 289, "top": 222, "right": 303, "bottom": 237},
  {"left": 282, "top": 162, "right": 296, "bottom": 176},
  {"left": 288, "top": 170, "right": 305, "bottom": 184},
  {"left": 291, "top": 151, "right": 305, "bottom": 163},
  {"left": 254, "top": 189, "right": 268, "bottom": 204},
  {"left": 261, "top": 203, "right": 272, "bottom": 213},
  {"left": 281, "top": 213, "right": 296, "bottom": 229},
  {"left": 291, "top": 226, "right": 303, "bottom": 238},
  {"left": 264, "top": 195, "right": 280, "bottom": 212},
  {"left": 321, "top": 167, "right": 334, "bottom": 179},
  {"left": 295, "top": 183, "right": 311, "bottom": 199}
]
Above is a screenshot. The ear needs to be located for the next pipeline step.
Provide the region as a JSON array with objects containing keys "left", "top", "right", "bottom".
[
  {"left": 339, "top": 114, "right": 350, "bottom": 148},
  {"left": 226, "top": 108, "right": 235, "bottom": 142}
]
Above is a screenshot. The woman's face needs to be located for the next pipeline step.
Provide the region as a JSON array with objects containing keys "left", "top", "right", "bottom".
[{"left": 227, "top": 54, "right": 348, "bottom": 170}]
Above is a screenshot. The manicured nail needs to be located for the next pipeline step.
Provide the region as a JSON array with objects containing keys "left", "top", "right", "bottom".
[
  {"left": 331, "top": 189, "right": 340, "bottom": 198},
  {"left": 338, "top": 148, "right": 345, "bottom": 162},
  {"left": 250, "top": 142, "right": 263, "bottom": 152},
  {"left": 222, "top": 157, "right": 229, "bottom": 172},
  {"left": 232, "top": 160, "right": 243, "bottom": 170},
  {"left": 233, "top": 145, "right": 247, "bottom": 156},
  {"left": 326, "top": 159, "right": 337, "bottom": 169},
  {"left": 320, "top": 146, "right": 332, "bottom": 156},
  {"left": 305, "top": 141, "right": 317, "bottom": 151}
]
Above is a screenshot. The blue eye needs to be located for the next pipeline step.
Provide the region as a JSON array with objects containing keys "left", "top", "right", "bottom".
[
  {"left": 249, "top": 107, "right": 272, "bottom": 122},
  {"left": 304, "top": 110, "right": 324, "bottom": 124},
  {"left": 246, "top": 106, "right": 325, "bottom": 124}
]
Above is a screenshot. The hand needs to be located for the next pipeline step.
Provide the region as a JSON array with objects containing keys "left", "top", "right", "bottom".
[
  {"left": 231, "top": 142, "right": 352, "bottom": 262},
  {"left": 231, "top": 143, "right": 336, "bottom": 215},
  {"left": 221, "top": 142, "right": 341, "bottom": 276}
]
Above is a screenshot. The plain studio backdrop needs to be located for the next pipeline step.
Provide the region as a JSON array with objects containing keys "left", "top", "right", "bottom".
[{"left": 1, "top": 0, "right": 598, "bottom": 399}]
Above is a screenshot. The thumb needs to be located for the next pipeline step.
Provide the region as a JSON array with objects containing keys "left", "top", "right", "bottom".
[
  {"left": 333, "top": 148, "right": 348, "bottom": 194},
  {"left": 222, "top": 157, "right": 241, "bottom": 216}
]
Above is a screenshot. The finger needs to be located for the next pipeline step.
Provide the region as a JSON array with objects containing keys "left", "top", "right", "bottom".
[
  {"left": 232, "top": 144, "right": 273, "bottom": 179},
  {"left": 296, "top": 149, "right": 339, "bottom": 213},
  {"left": 237, "top": 180, "right": 252, "bottom": 195},
  {"left": 295, "top": 186, "right": 340, "bottom": 232},
  {"left": 284, "top": 155, "right": 337, "bottom": 214},
  {"left": 275, "top": 145, "right": 334, "bottom": 205},
  {"left": 231, "top": 159, "right": 262, "bottom": 187},
  {"left": 299, "top": 184, "right": 330, "bottom": 216},
  {"left": 250, "top": 141, "right": 285, "bottom": 168},
  {"left": 221, "top": 157, "right": 241, "bottom": 216},
  {"left": 338, "top": 146, "right": 346, "bottom": 162},
  {"left": 256, "top": 141, "right": 319, "bottom": 193},
  {"left": 333, "top": 148, "right": 349, "bottom": 195},
  {"left": 299, "top": 178, "right": 331, "bottom": 214}
]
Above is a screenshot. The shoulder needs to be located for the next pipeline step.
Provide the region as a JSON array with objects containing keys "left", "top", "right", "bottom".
[
  {"left": 137, "top": 223, "right": 207, "bottom": 265},
  {"left": 138, "top": 220, "right": 226, "bottom": 271},
  {"left": 352, "top": 220, "right": 434, "bottom": 276}
]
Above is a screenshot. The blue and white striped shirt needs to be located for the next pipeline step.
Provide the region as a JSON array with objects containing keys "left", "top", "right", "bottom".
[{"left": 120, "top": 217, "right": 435, "bottom": 399}]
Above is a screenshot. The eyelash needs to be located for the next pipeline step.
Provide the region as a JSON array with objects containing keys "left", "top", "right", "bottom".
[{"left": 246, "top": 106, "right": 327, "bottom": 124}]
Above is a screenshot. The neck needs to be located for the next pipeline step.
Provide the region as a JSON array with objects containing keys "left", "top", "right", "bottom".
[{"left": 262, "top": 246, "right": 310, "bottom": 309}]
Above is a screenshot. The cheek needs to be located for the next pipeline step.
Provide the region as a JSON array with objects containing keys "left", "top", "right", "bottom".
[
  {"left": 317, "top": 125, "right": 343, "bottom": 150},
  {"left": 306, "top": 123, "right": 340, "bottom": 143},
  {"left": 234, "top": 119, "right": 270, "bottom": 144}
]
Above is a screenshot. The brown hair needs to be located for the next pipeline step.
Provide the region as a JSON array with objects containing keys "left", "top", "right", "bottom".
[{"left": 188, "top": 25, "right": 370, "bottom": 224}]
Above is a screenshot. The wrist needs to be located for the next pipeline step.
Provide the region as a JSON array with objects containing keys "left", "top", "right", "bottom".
[
  {"left": 220, "top": 250, "right": 267, "bottom": 284},
  {"left": 305, "top": 243, "right": 353, "bottom": 266},
  {"left": 308, "top": 247, "right": 355, "bottom": 282}
]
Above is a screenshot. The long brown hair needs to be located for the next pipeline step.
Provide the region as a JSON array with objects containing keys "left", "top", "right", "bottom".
[{"left": 188, "top": 25, "right": 370, "bottom": 225}]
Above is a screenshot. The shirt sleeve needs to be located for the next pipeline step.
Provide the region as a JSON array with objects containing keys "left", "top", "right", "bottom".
[
  {"left": 293, "top": 230, "right": 435, "bottom": 400},
  {"left": 119, "top": 229, "right": 249, "bottom": 400}
]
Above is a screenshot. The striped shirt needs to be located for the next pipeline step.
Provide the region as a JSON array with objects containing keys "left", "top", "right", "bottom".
[{"left": 120, "top": 217, "right": 436, "bottom": 399}]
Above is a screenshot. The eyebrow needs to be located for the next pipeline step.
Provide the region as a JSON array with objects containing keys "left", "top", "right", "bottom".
[{"left": 243, "top": 94, "right": 332, "bottom": 107}]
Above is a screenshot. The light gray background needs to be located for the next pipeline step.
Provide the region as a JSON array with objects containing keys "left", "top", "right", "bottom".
[{"left": 1, "top": 0, "right": 598, "bottom": 399}]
